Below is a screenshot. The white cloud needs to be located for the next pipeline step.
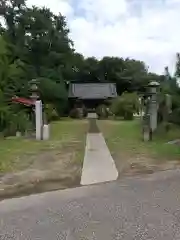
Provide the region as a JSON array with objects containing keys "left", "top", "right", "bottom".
[
  {"left": 27, "top": 0, "right": 73, "bottom": 17},
  {"left": 76, "top": 0, "right": 127, "bottom": 23},
  {"left": 26, "top": 0, "right": 180, "bottom": 75}
]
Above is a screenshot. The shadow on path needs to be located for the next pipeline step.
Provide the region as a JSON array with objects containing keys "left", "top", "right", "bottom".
[{"left": 88, "top": 119, "right": 100, "bottom": 133}]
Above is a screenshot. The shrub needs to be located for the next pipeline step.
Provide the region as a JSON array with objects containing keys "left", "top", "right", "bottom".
[
  {"left": 69, "top": 108, "right": 82, "bottom": 119},
  {"left": 82, "top": 106, "right": 88, "bottom": 118},
  {"left": 169, "top": 108, "right": 180, "bottom": 125},
  {"left": 96, "top": 104, "right": 109, "bottom": 119},
  {"left": 44, "top": 104, "right": 59, "bottom": 123},
  {"left": 2, "top": 110, "right": 33, "bottom": 137},
  {"left": 111, "top": 92, "right": 139, "bottom": 120}
]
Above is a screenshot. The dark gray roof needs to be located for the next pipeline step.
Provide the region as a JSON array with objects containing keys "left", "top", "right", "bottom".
[{"left": 68, "top": 83, "right": 117, "bottom": 99}]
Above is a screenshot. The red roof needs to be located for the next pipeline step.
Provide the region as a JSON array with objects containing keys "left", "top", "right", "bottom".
[{"left": 12, "top": 97, "right": 35, "bottom": 106}]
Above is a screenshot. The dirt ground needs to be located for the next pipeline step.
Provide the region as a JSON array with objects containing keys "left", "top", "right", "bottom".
[{"left": 0, "top": 120, "right": 88, "bottom": 200}]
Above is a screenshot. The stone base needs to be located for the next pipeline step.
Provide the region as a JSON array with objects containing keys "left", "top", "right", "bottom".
[{"left": 143, "top": 126, "right": 152, "bottom": 141}]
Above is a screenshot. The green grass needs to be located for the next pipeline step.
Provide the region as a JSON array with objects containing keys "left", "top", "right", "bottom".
[
  {"left": 98, "top": 120, "right": 180, "bottom": 161},
  {"left": 0, "top": 119, "right": 88, "bottom": 173}
]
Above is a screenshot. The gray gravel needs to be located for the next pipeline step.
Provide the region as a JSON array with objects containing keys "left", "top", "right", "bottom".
[{"left": 1, "top": 169, "right": 180, "bottom": 239}]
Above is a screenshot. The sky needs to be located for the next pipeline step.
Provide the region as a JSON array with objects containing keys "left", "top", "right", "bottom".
[{"left": 25, "top": 0, "right": 180, "bottom": 75}]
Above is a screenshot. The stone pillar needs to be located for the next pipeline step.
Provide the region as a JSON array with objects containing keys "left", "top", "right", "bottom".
[
  {"left": 35, "top": 100, "right": 43, "bottom": 140},
  {"left": 150, "top": 106, "right": 158, "bottom": 132},
  {"left": 165, "top": 94, "right": 172, "bottom": 114},
  {"left": 43, "top": 124, "right": 49, "bottom": 140},
  {"left": 148, "top": 81, "right": 160, "bottom": 132},
  {"left": 150, "top": 94, "right": 158, "bottom": 132}
]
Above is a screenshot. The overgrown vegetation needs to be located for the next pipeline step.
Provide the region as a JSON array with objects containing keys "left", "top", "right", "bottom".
[{"left": 111, "top": 92, "right": 140, "bottom": 120}]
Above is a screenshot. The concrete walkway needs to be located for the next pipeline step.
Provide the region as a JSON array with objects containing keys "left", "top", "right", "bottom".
[{"left": 80, "top": 133, "right": 118, "bottom": 185}]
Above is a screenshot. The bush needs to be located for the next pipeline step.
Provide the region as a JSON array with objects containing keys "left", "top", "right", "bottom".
[
  {"left": 69, "top": 108, "right": 78, "bottom": 118},
  {"left": 2, "top": 110, "right": 33, "bottom": 137},
  {"left": 44, "top": 104, "right": 59, "bottom": 123},
  {"left": 96, "top": 104, "right": 109, "bottom": 119},
  {"left": 111, "top": 92, "right": 139, "bottom": 120},
  {"left": 169, "top": 108, "right": 180, "bottom": 125},
  {"left": 123, "top": 111, "right": 134, "bottom": 120},
  {"left": 69, "top": 108, "right": 82, "bottom": 119},
  {"left": 82, "top": 106, "right": 88, "bottom": 118}
]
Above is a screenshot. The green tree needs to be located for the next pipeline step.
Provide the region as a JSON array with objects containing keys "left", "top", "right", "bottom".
[
  {"left": 111, "top": 92, "right": 140, "bottom": 120},
  {"left": 1, "top": 1, "right": 73, "bottom": 117},
  {"left": 0, "top": 36, "right": 28, "bottom": 133}
]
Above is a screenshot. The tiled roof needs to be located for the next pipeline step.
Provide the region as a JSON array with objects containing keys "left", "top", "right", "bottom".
[{"left": 68, "top": 83, "right": 117, "bottom": 99}]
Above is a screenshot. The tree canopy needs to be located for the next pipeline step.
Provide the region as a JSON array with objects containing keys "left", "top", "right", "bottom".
[{"left": 0, "top": 0, "right": 179, "bottom": 133}]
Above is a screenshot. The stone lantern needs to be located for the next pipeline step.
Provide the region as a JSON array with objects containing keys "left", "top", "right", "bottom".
[
  {"left": 30, "top": 79, "right": 39, "bottom": 101},
  {"left": 29, "top": 79, "right": 44, "bottom": 140},
  {"left": 148, "top": 81, "right": 160, "bottom": 94},
  {"left": 147, "top": 81, "right": 160, "bottom": 132}
]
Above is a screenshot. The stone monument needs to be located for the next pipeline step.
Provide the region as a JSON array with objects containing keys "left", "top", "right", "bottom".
[
  {"left": 148, "top": 81, "right": 160, "bottom": 132},
  {"left": 142, "top": 81, "right": 160, "bottom": 141},
  {"left": 30, "top": 79, "right": 43, "bottom": 140}
]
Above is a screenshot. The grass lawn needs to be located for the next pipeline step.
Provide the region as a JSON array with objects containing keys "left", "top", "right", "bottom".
[
  {"left": 98, "top": 120, "right": 180, "bottom": 175},
  {"left": 0, "top": 119, "right": 88, "bottom": 199},
  {"left": 0, "top": 119, "right": 88, "bottom": 173}
]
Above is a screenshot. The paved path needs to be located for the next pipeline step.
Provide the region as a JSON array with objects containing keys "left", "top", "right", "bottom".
[
  {"left": 81, "top": 132, "right": 118, "bottom": 185},
  {"left": 1, "top": 169, "right": 180, "bottom": 239}
]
